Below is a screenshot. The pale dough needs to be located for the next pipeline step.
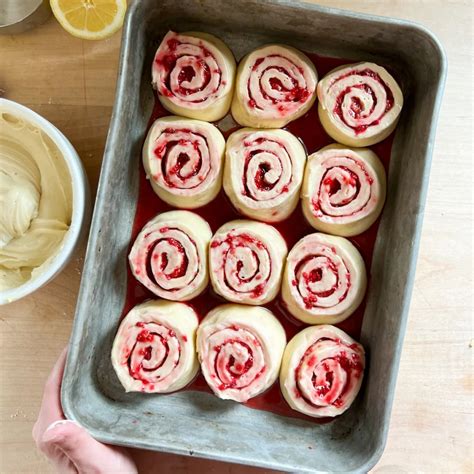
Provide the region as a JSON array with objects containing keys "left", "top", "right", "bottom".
[
  {"left": 224, "top": 128, "right": 307, "bottom": 222},
  {"left": 209, "top": 219, "right": 287, "bottom": 305},
  {"left": 301, "top": 144, "right": 386, "bottom": 236},
  {"left": 231, "top": 44, "right": 318, "bottom": 128},
  {"left": 129, "top": 210, "right": 211, "bottom": 301},
  {"left": 142, "top": 116, "right": 225, "bottom": 209},
  {"left": 317, "top": 62, "right": 403, "bottom": 147},
  {"left": 152, "top": 31, "right": 236, "bottom": 122},
  {"left": 111, "top": 300, "right": 199, "bottom": 393},
  {"left": 197, "top": 304, "right": 286, "bottom": 402}
]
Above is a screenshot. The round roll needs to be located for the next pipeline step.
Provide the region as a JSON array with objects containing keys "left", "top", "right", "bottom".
[
  {"left": 301, "top": 144, "right": 386, "bottom": 236},
  {"left": 280, "top": 325, "right": 365, "bottom": 417},
  {"left": 317, "top": 62, "right": 403, "bottom": 147},
  {"left": 224, "top": 128, "right": 307, "bottom": 222},
  {"left": 282, "top": 233, "right": 366, "bottom": 324},
  {"left": 143, "top": 116, "right": 225, "bottom": 208},
  {"left": 231, "top": 44, "right": 318, "bottom": 128},
  {"left": 111, "top": 300, "right": 199, "bottom": 393},
  {"left": 209, "top": 220, "right": 287, "bottom": 305},
  {"left": 129, "top": 211, "right": 211, "bottom": 301},
  {"left": 197, "top": 304, "right": 286, "bottom": 402},
  {"left": 152, "top": 31, "right": 236, "bottom": 121}
]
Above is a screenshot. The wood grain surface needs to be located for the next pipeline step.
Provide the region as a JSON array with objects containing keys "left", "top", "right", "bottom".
[{"left": 0, "top": 1, "right": 472, "bottom": 472}]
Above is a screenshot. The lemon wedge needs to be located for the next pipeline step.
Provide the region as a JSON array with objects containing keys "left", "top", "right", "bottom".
[{"left": 50, "top": 0, "right": 127, "bottom": 40}]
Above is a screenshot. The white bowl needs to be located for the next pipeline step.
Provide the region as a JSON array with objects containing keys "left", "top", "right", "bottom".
[{"left": 0, "top": 98, "right": 90, "bottom": 305}]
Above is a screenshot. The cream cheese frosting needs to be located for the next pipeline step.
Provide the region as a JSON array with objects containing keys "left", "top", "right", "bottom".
[{"left": 0, "top": 111, "right": 72, "bottom": 291}]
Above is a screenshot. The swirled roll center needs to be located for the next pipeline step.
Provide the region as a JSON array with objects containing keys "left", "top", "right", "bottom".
[
  {"left": 208, "top": 328, "right": 265, "bottom": 390},
  {"left": 214, "top": 233, "right": 271, "bottom": 297},
  {"left": 154, "top": 129, "right": 211, "bottom": 189},
  {"left": 127, "top": 322, "right": 180, "bottom": 384},
  {"left": 295, "top": 340, "right": 363, "bottom": 409},
  {"left": 248, "top": 55, "right": 311, "bottom": 111},
  {"left": 294, "top": 248, "right": 350, "bottom": 309},
  {"left": 141, "top": 227, "right": 199, "bottom": 292},
  {"left": 243, "top": 139, "right": 292, "bottom": 201},
  {"left": 312, "top": 156, "right": 375, "bottom": 218},
  {"left": 155, "top": 37, "right": 224, "bottom": 104},
  {"left": 330, "top": 69, "right": 395, "bottom": 134}
]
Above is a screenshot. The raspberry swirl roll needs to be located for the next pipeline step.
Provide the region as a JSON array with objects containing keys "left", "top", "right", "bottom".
[
  {"left": 152, "top": 31, "right": 236, "bottom": 121},
  {"left": 143, "top": 116, "right": 225, "bottom": 209},
  {"left": 111, "top": 300, "right": 199, "bottom": 393},
  {"left": 282, "top": 233, "right": 366, "bottom": 325},
  {"left": 197, "top": 304, "right": 286, "bottom": 402},
  {"left": 231, "top": 44, "right": 318, "bottom": 128},
  {"left": 301, "top": 144, "right": 386, "bottom": 237},
  {"left": 224, "top": 128, "right": 307, "bottom": 222},
  {"left": 280, "top": 325, "right": 365, "bottom": 417},
  {"left": 317, "top": 62, "right": 403, "bottom": 147},
  {"left": 129, "top": 211, "right": 211, "bottom": 301},
  {"left": 209, "top": 220, "right": 287, "bottom": 305}
]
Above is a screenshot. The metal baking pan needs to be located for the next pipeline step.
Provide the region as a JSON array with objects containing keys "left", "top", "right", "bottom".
[{"left": 62, "top": 0, "right": 446, "bottom": 472}]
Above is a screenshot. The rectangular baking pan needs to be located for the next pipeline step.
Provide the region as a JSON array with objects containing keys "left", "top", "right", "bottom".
[{"left": 61, "top": 0, "right": 446, "bottom": 472}]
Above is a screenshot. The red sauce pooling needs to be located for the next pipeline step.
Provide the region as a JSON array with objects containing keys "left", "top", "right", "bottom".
[{"left": 121, "top": 51, "right": 396, "bottom": 424}]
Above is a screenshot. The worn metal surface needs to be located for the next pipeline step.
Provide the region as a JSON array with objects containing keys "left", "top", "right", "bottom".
[{"left": 61, "top": 0, "right": 447, "bottom": 472}]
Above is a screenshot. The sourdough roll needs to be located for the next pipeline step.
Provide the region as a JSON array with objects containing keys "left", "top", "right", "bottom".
[
  {"left": 143, "top": 116, "right": 225, "bottom": 208},
  {"left": 231, "top": 44, "right": 318, "bottom": 128},
  {"left": 224, "top": 128, "right": 307, "bottom": 222},
  {"left": 280, "top": 325, "right": 365, "bottom": 417},
  {"left": 282, "top": 232, "right": 366, "bottom": 324},
  {"left": 317, "top": 62, "right": 403, "bottom": 147},
  {"left": 111, "top": 300, "right": 199, "bottom": 393},
  {"left": 301, "top": 144, "right": 386, "bottom": 236},
  {"left": 209, "top": 220, "right": 287, "bottom": 305},
  {"left": 152, "top": 31, "right": 236, "bottom": 121},
  {"left": 197, "top": 304, "right": 286, "bottom": 402},
  {"left": 129, "top": 211, "right": 211, "bottom": 301}
]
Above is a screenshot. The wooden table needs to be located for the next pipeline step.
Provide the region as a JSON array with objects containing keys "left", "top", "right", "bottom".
[{"left": 0, "top": 1, "right": 472, "bottom": 472}]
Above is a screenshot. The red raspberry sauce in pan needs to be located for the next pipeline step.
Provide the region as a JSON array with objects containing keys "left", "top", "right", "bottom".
[{"left": 120, "top": 52, "right": 396, "bottom": 423}]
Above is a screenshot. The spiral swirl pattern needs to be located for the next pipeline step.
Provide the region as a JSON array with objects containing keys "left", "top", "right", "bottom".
[
  {"left": 302, "top": 145, "right": 386, "bottom": 236},
  {"left": 143, "top": 116, "right": 225, "bottom": 208},
  {"left": 111, "top": 300, "right": 199, "bottom": 394},
  {"left": 282, "top": 233, "right": 366, "bottom": 324},
  {"left": 231, "top": 45, "right": 318, "bottom": 128},
  {"left": 129, "top": 211, "right": 211, "bottom": 301},
  {"left": 152, "top": 31, "right": 236, "bottom": 121},
  {"left": 224, "top": 128, "right": 307, "bottom": 222},
  {"left": 317, "top": 62, "right": 403, "bottom": 146},
  {"left": 209, "top": 220, "right": 287, "bottom": 305},
  {"left": 197, "top": 305, "right": 286, "bottom": 402},
  {"left": 280, "top": 325, "right": 365, "bottom": 417}
]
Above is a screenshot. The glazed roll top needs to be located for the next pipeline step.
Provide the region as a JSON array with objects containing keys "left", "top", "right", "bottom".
[
  {"left": 143, "top": 116, "right": 225, "bottom": 208},
  {"left": 280, "top": 325, "right": 365, "bottom": 417},
  {"left": 129, "top": 211, "right": 211, "bottom": 301},
  {"left": 231, "top": 44, "right": 318, "bottom": 128},
  {"left": 224, "top": 128, "right": 307, "bottom": 222},
  {"left": 209, "top": 220, "right": 287, "bottom": 305},
  {"left": 152, "top": 31, "right": 236, "bottom": 121},
  {"left": 282, "top": 232, "right": 366, "bottom": 324},
  {"left": 197, "top": 304, "right": 286, "bottom": 402},
  {"left": 317, "top": 62, "right": 403, "bottom": 147},
  {"left": 301, "top": 144, "right": 386, "bottom": 236},
  {"left": 111, "top": 300, "right": 199, "bottom": 393}
]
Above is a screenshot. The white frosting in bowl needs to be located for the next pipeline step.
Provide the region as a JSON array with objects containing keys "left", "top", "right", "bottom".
[
  {"left": 0, "top": 111, "right": 73, "bottom": 290},
  {"left": 0, "top": 98, "right": 87, "bottom": 303}
]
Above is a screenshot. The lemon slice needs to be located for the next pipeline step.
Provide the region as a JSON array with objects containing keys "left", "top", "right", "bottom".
[{"left": 50, "top": 0, "right": 127, "bottom": 40}]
